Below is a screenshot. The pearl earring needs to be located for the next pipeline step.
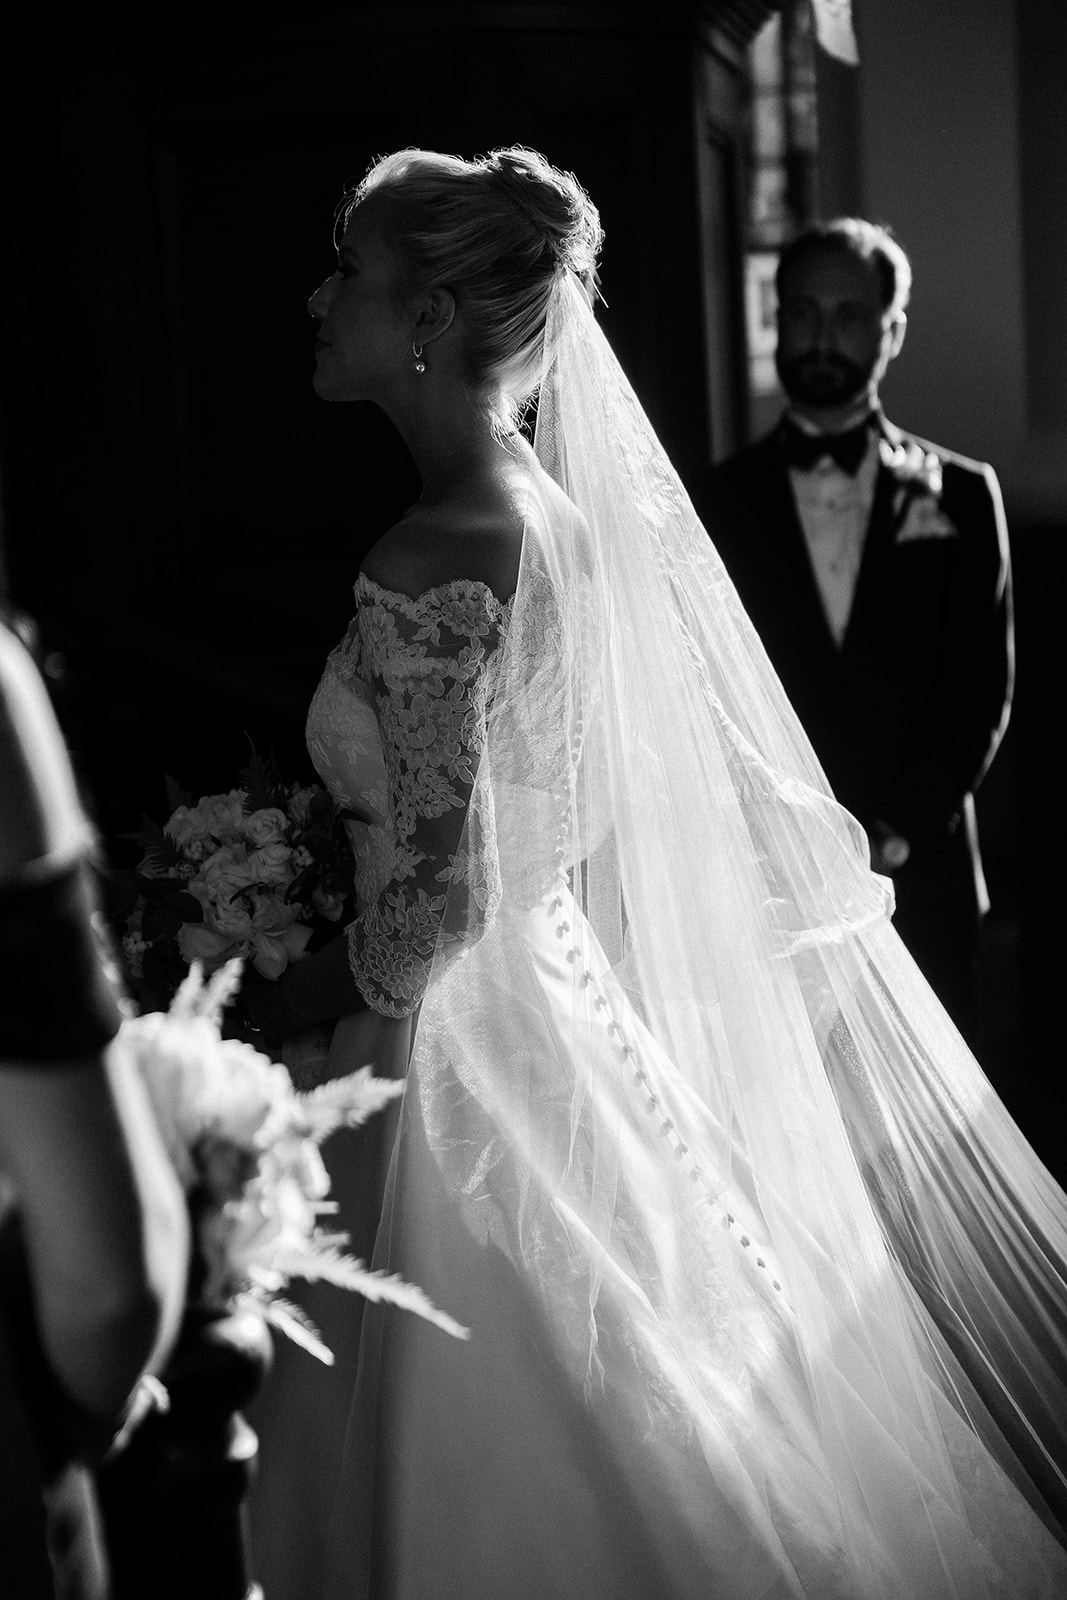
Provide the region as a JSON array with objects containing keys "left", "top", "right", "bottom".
[{"left": 412, "top": 343, "right": 426, "bottom": 374}]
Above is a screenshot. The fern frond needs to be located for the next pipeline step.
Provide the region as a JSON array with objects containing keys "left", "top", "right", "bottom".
[
  {"left": 240, "top": 738, "right": 286, "bottom": 812},
  {"left": 138, "top": 813, "right": 181, "bottom": 875},
  {"left": 202, "top": 958, "right": 246, "bottom": 1019},
  {"left": 277, "top": 1242, "right": 468, "bottom": 1340},
  {"left": 255, "top": 1295, "right": 333, "bottom": 1364},
  {"left": 170, "top": 957, "right": 245, "bottom": 1023},
  {"left": 163, "top": 772, "right": 193, "bottom": 812},
  {"left": 299, "top": 1067, "right": 406, "bottom": 1137},
  {"left": 349, "top": 1267, "right": 470, "bottom": 1341}
]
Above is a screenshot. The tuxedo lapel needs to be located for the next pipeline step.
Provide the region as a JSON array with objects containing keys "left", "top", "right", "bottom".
[
  {"left": 841, "top": 418, "right": 905, "bottom": 656},
  {"left": 742, "top": 433, "right": 840, "bottom": 660}
]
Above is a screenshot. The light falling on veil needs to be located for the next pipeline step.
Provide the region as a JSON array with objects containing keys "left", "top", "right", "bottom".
[{"left": 330, "top": 271, "right": 1067, "bottom": 1598}]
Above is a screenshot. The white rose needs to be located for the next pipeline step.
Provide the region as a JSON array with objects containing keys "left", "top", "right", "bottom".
[
  {"left": 208, "top": 898, "right": 256, "bottom": 942},
  {"left": 205, "top": 1043, "right": 290, "bottom": 1150},
  {"left": 248, "top": 842, "right": 294, "bottom": 885},
  {"left": 206, "top": 1167, "right": 319, "bottom": 1297},
  {"left": 243, "top": 808, "right": 289, "bottom": 848},
  {"left": 201, "top": 791, "right": 249, "bottom": 837},
  {"left": 166, "top": 791, "right": 247, "bottom": 849},
  {"left": 249, "top": 891, "right": 302, "bottom": 931},
  {"left": 118, "top": 1014, "right": 197, "bottom": 1183},
  {"left": 199, "top": 842, "right": 252, "bottom": 881},
  {"left": 195, "top": 849, "right": 257, "bottom": 929},
  {"left": 164, "top": 805, "right": 200, "bottom": 850},
  {"left": 121, "top": 1009, "right": 238, "bottom": 1183}
]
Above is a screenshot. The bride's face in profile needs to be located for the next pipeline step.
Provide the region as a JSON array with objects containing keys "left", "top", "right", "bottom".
[{"left": 308, "top": 205, "right": 409, "bottom": 403}]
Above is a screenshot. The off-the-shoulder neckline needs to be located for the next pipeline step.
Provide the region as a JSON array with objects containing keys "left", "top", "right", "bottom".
[{"left": 354, "top": 571, "right": 515, "bottom": 615}]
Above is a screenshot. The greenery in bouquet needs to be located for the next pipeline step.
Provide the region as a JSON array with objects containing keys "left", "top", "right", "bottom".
[
  {"left": 123, "top": 960, "right": 467, "bottom": 1361},
  {"left": 107, "top": 749, "right": 355, "bottom": 1023}
]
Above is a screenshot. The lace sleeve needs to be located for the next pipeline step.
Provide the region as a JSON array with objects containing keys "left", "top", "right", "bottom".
[{"left": 344, "top": 577, "right": 511, "bottom": 1017}]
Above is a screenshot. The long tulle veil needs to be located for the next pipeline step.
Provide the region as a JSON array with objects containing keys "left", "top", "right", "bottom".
[{"left": 346, "top": 273, "right": 1067, "bottom": 1598}]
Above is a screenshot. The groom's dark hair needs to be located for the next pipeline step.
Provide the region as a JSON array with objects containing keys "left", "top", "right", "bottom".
[{"left": 776, "top": 219, "right": 913, "bottom": 321}]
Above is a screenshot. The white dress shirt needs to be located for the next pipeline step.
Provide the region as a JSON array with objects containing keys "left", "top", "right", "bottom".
[{"left": 787, "top": 419, "right": 880, "bottom": 647}]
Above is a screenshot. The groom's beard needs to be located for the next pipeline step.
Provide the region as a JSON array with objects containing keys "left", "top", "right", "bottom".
[{"left": 776, "top": 351, "right": 869, "bottom": 410}]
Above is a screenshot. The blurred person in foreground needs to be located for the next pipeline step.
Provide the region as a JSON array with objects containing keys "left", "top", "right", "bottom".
[
  {"left": 0, "top": 612, "right": 188, "bottom": 1597},
  {"left": 694, "top": 220, "right": 1012, "bottom": 1047}
]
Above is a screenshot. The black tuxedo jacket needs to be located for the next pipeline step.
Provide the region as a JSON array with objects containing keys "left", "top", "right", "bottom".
[{"left": 692, "top": 415, "right": 1013, "bottom": 973}]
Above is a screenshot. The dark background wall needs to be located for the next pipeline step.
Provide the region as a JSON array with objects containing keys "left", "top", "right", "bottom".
[{"left": 0, "top": 3, "right": 759, "bottom": 833}]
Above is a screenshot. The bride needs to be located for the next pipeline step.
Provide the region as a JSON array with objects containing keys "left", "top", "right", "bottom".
[{"left": 249, "top": 146, "right": 1067, "bottom": 1598}]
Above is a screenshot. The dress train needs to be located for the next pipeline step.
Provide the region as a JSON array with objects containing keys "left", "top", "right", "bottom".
[{"left": 323, "top": 889, "right": 1067, "bottom": 1600}]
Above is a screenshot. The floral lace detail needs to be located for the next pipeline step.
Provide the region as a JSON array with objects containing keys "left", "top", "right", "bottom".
[
  {"left": 341, "top": 575, "right": 512, "bottom": 1017},
  {"left": 305, "top": 625, "right": 395, "bottom": 916}
]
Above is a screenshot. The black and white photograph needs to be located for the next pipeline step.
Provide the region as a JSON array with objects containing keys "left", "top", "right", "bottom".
[{"left": 2, "top": 4, "right": 1066, "bottom": 1596}]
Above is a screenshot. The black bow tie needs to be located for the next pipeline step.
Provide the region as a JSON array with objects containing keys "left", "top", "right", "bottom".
[{"left": 780, "top": 417, "right": 874, "bottom": 476}]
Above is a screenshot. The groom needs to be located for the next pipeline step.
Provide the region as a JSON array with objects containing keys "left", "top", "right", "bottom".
[{"left": 693, "top": 219, "right": 1013, "bottom": 1046}]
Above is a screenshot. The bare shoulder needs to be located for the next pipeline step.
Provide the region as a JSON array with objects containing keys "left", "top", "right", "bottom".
[{"left": 361, "top": 460, "right": 532, "bottom": 605}]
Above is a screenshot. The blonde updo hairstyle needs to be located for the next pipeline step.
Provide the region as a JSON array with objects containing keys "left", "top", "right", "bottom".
[{"left": 337, "top": 146, "right": 602, "bottom": 429}]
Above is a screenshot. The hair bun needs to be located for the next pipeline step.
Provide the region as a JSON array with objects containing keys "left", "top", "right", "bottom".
[{"left": 484, "top": 147, "right": 602, "bottom": 283}]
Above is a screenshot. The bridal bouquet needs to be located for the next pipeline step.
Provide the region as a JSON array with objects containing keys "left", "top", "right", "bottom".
[
  {"left": 124, "top": 960, "right": 467, "bottom": 1361},
  {"left": 109, "top": 751, "right": 355, "bottom": 1016}
]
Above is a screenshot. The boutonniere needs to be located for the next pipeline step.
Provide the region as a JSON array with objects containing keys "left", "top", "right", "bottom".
[{"left": 879, "top": 438, "right": 958, "bottom": 543}]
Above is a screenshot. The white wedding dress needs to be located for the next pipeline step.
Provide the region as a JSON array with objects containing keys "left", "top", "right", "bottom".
[{"left": 254, "top": 276, "right": 1067, "bottom": 1599}]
